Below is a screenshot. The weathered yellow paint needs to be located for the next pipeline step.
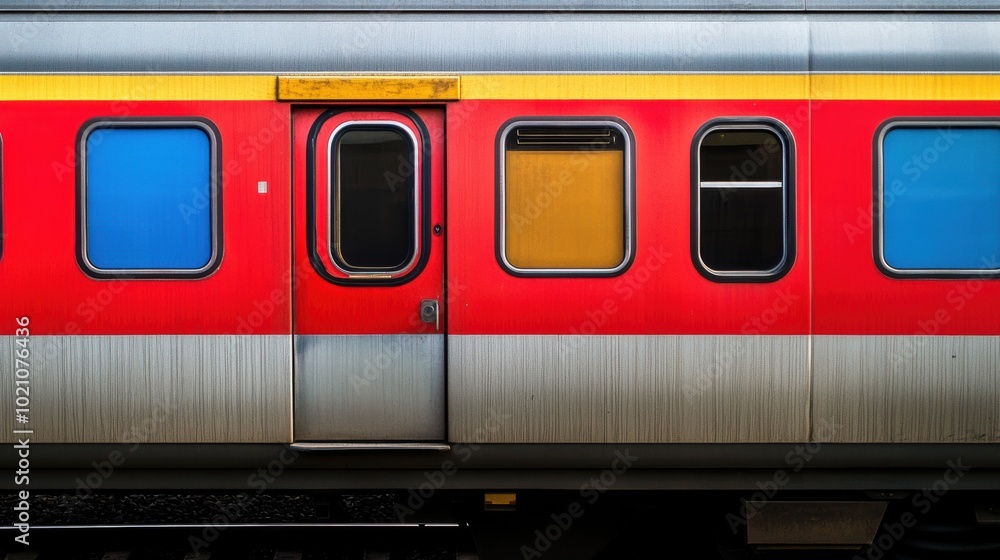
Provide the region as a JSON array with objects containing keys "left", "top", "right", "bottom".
[
  {"left": 0, "top": 75, "right": 275, "bottom": 101},
  {"left": 505, "top": 150, "right": 625, "bottom": 270},
  {"left": 277, "top": 75, "right": 460, "bottom": 101},
  {"left": 811, "top": 74, "right": 1000, "bottom": 101},
  {"left": 2, "top": 73, "right": 999, "bottom": 102}
]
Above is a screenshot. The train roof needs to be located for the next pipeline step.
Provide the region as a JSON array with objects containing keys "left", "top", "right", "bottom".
[
  {"left": 2, "top": 3, "right": 1000, "bottom": 74},
  {"left": 3, "top": 0, "right": 1000, "bottom": 12}
]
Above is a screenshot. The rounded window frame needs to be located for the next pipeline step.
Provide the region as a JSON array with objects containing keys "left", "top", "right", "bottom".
[
  {"left": 327, "top": 120, "right": 421, "bottom": 278},
  {"left": 495, "top": 117, "right": 637, "bottom": 278},
  {"left": 873, "top": 118, "right": 1000, "bottom": 279},
  {"left": 305, "top": 108, "right": 432, "bottom": 287},
  {"left": 76, "top": 117, "right": 223, "bottom": 280},
  {"left": 690, "top": 117, "right": 796, "bottom": 283}
]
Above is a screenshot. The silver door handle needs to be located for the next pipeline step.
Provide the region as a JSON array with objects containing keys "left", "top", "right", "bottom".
[{"left": 420, "top": 299, "right": 439, "bottom": 331}]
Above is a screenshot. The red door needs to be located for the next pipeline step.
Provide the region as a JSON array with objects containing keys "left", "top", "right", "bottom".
[{"left": 291, "top": 107, "right": 446, "bottom": 442}]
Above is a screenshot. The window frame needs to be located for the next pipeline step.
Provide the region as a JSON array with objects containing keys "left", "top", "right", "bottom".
[
  {"left": 305, "top": 108, "right": 431, "bottom": 287},
  {"left": 495, "top": 117, "right": 636, "bottom": 278},
  {"left": 874, "top": 118, "right": 1000, "bottom": 279},
  {"left": 327, "top": 120, "right": 421, "bottom": 277},
  {"left": 76, "top": 117, "right": 223, "bottom": 280},
  {"left": 691, "top": 118, "right": 796, "bottom": 283}
]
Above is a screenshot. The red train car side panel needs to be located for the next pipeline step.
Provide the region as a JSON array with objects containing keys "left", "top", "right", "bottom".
[
  {"left": 0, "top": 101, "right": 292, "bottom": 336},
  {"left": 447, "top": 99, "right": 811, "bottom": 336},
  {"left": 813, "top": 101, "right": 1000, "bottom": 336},
  {"left": 291, "top": 107, "right": 445, "bottom": 336}
]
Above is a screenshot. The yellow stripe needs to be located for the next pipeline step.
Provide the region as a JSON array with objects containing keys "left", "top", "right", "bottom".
[
  {"left": 812, "top": 74, "right": 1000, "bottom": 101},
  {"left": 0, "top": 75, "right": 275, "bottom": 101},
  {"left": 462, "top": 74, "right": 809, "bottom": 100},
  {"left": 2, "top": 73, "right": 1000, "bottom": 102},
  {"left": 277, "top": 75, "right": 460, "bottom": 101},
  {"left": 466, "top": 74, "right": 1000, "bottom": 101}
]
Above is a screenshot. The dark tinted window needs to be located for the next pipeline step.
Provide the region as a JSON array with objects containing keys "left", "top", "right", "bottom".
[
  {"left": 696, "top": 127, "right": 791, "bottom": 278},
  {"left": 333, "top": 127, "right": 416, "bottom": 272},
  {"left": 700, "top": 131, "right": 782, "bottom": 183}
]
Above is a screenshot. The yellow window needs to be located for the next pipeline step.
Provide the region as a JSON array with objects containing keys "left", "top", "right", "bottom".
[{"left": 500, "top": 122, "right": 632, "bottom": 274}]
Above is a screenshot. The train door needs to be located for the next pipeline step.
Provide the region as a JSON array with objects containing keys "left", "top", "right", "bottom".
[{"left": 291, "top": 107, "right": 446, "bottom": 443}]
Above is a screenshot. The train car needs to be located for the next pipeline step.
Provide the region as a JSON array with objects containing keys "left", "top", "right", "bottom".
[{"left": 1, "top": 1, "right": 999, "bottom": 558}]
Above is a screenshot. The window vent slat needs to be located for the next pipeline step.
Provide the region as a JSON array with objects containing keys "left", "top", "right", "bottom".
[
  {"left": 701, "top": 181, "right": 783, "bottom": 189},
  {"left": 515, "top": 128, "right": 616, "bottom": 147}
]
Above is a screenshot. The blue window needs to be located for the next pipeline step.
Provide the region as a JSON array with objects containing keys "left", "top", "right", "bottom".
[
  {"left": 878, "top": 123, "right": 1000, "bottom": 276},
  {"left": 80, "top": 121, "right": 219, "bottom": 277}
]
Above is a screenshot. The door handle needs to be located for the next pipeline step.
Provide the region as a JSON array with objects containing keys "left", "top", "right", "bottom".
[{"left": 420, "top": 299, "right": 439, "bottom": 331}]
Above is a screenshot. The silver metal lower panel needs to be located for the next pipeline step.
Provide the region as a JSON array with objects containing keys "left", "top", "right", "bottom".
[
  {"left": 293, "top": 335, "right": 445, "bottom": 441},
  {"left": 9, "top": 333, "right": 993, "bottom": 446},
  {"left": 448, "top": 335, "right": 810, "bottom": 443},
  {"left": 813, "top": 335, "right": 1000, "bottom": 443},
  {"left": 0, "top": 335, "right": 291, "bottom": 444}
]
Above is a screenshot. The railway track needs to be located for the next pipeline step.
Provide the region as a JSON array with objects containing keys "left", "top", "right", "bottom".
[{"left": 0, "top": 524, "right": 477, "bottom": 560}]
